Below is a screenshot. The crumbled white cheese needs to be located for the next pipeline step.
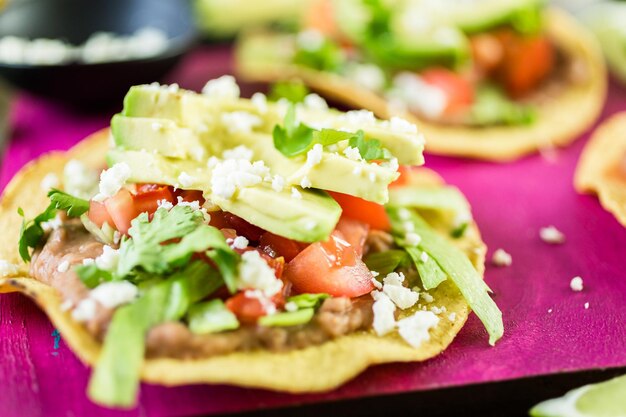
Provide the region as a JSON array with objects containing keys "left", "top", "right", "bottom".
[
  {"left": 157, "top": 199, "right": 174, "bottom": 210},
  {"left": 540, "top": 226, "right": 565, "bottom": 244},
  {"left": 210, "top": 159, "right": 270, "bottom": 199},
  {"left": 548, "top": 308, "right": 553, "bottom": 313},
  {"left": 93, "top": 162, "right": 132, "bottom": 202},
  {"left": 420, "top": 251, "right": 429, "bottom": 263},
  {"left": 63, "top": 159, "right": 98, "bottom": 199},
  {"left": 95, "top": 246, "right": 119, "bottom": 271},
  {"left": 177, "top": 172, "right": 196, "bottom": 188},
  {"left": 388, "top": 117, "right": 418, "bottom": 134},
  {"left": 291, "top": 187, "right": 302, "bottom": 199},
  {"left": 448, "top": 312, "right": 457, "bottom": 322},
  {"left": 584, "top": 302, "right": 590, "bottom": 309},
  {"left": 238, "top": 250, "right": 283, "bottom": 297},
  {"left": 90, "top": 281, "right": 138, "bottom": 309},
  {"left": 222, "top": 145, "right": 254, "bottom": 161},
  {"left": 398, "top": 208, "right": 411, "bottom": 220},
  {"left": 382, "top": 272, "right": 419, "bottom": 309},
  {"left": 371, "top": 290, "right": 397, "bottom": 336},
  {"left": 341, "top": 110, "right": 376, "bottom": 129},
  {"left": 297, "top": 29, "right": 324, "bottom": 51},
  {"left": 397, "top": 311, "right": 440, "bottom": 348},
  {"left": 40, "top": 173, "right": 60, "bottom": 191},
  {"left": 251, "top": 92, "right": 268, "bottom": 113},
  {"left": 303, "top": 93, "right": 328, "bottom": 111},
  {"left": 570, "top": 276, "right": 583, "bottom": 292},
  {"left": 60, "top": 299, "right": 74, "bottom": 312},
  {"left": 349, "top": 63, "right": 386, "bottom": 92},
  {"left": 371, "top": 271, "right": 380, "bottom": 277},
  {"left": 421, "top": 292, "right": 434, "bottom": 303},
  {"left": 41, "top": 215, "right": 63, "bottom": 232},
  {"left": 271, "top": 175, "right": 285, "bottom": 193},
  {"left": 306, "top": 143, "right": 324, "bottom": 167},
  {"left": 284, "top": 301, "right": 298, "bottom": 312},
  {"left": 0, "top": 260, "right": 20, "bottom": 277},
  {"left": 430, "top": 305, "right": 447, "bottom": 315},
  {"left": 230, "top": 236, "right": 249, "bottom": 250},
  {"left": 72, "top": 298, "right": 97, "bottom": 322},
  {"left": 57, "top": 260, "right": 70, "bottom": 273},
  {"left": 405, "top": 232, "right": 421, "bottom": 247},
  {"left": 300, "top": 176, "right": 312, "bottom": 188},
  {"left": 371, "top": 277, "right": 383, "bottom": 290},
  {"left": 368, "top": 172, "right": 377, "bottom": 182},
  {"left": 207, "top": 156, "right": 220, "bottom": 169},
  {"left": 492, "top": 248, "right": 512, "bottom": 267},
  {"left": 201, "top": 75, "right": 240, "bottom": 100},
  {"left": 221, "top": 111, "right": 262, "bottom": 134},
  {"left": 388, "top": 72, "right": 447, "bottom": 119},
  {"left": 343, "top": 146, "right": 362, "bottom": 161},
  {"left": 244, "top": 289, "right": 277, "bottom": 315},
  {"left": 352, "top": 165, "right": 363, "bottom": 175}
]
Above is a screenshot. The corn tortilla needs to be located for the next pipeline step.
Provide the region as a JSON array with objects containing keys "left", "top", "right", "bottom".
[
  {"left": 0, "top": 129, "right": 487, "bottom": 392},
  {"left": 575, "top": 112, "right": 626, "bottom": 228},
  {"left": 236, "top": 8, "right": 606, "bottom": 162}
]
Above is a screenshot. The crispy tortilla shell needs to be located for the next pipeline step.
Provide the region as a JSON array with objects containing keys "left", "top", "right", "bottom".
[
  {"left": 575, "top": 112, "right": 626, "bottom": 228},
  {"left": 236, "top": 8, "right": 606, "bottom": 162},
  {"left": 0, "top": 130, "right": 486, "bottom": 392}
]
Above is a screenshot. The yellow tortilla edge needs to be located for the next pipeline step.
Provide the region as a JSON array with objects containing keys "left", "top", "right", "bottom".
[
  {"left": 574, "top": 112, "right": 626, "bottom": 228},
  {"left": 0, "top": 130, "right": 487, "bottom": 393},
  {"left": 236, "top": 8, "right": 607, "bottom": 162}
]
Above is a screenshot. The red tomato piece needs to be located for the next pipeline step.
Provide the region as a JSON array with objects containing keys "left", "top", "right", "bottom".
[
  {"left": 223, "top": 213, "right": 265, "bottom": 242},
  {"left": 329, "top": 191, "right": 391, "bottom": 231},
  {"left": 334, "top": 217, "right": 369, "bottom": 258},
  {"left": 225, "top": 292, "right": 275, "bottom": 324},
  {"left": 497, "top": 33, "right": 555, "bottom": 97},
  {"left": 284, "top": 232, "right": 374, "bottom": 297},
  {"left": 208, "top": 211, "right": 232, "bottom": 230},
  {"left": 421, "top": 68, "right": 475, "bottom": 114},
  {"left": 175, "top": 189, "right": 206, "bottom": 205},
  {"left": 132, "top": 184, "right": 174, "bottom": 216},
  {"left": 390, "top": 165, "right": 413, "bottom": 188},
  {"left": 259, "top": 232, "right": 306, "bottom": 262},
  {"left": 88, "top": 200, "right": 115, "bottom": 228},
  {"left": 104, "top": 189, "right": 137, "bottom": 235}
]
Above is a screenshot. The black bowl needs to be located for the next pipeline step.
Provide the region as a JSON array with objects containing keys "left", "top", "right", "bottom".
[{"left": 0, "top": 0, "right": 197, "bottom": 107}]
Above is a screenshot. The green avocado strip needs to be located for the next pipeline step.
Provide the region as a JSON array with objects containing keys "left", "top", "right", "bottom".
[
  {"left": 258, "top": 308, "right": 315, "bottom": 327},
  {"left": 88, "top": 262, "right": 221, "bottom": 407},
  {"left": 387, "top": 207, "right": 503, "bottom": 345},
  {"left": 188, "top": 299, "right": 240, "bottom": 334},
  {"left": 404, "top": 246, "right": 448, "bottom": 290},
  {"left": 388, "top": 186, "right": 470, "bottom": 218}
]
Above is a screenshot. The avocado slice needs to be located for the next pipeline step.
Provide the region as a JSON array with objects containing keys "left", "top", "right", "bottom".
[
  {"left": 111, "top": 114, "right": 207, "bottom": 161},
  {"left": 107, "top": 149, "right": 341, "bottom": 243}
]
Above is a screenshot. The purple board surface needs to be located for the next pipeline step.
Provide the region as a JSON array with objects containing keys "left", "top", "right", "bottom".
[{"left": 1, "top": 46, "right": 625, "bottom": 417}]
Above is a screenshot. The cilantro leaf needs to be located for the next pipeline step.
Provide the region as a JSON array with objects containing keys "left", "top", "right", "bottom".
[
  {"left": 17, "top": 206, "right": 56, "bottom": 262},
  {"left": 273, "top": 104, "right": 371, "bottom": 158},
  {"left": 348, "top": 130, "right": 390, "bottom": 161},
  {"left": 117, "top": 206, "right": 240, "bottom": 291},
  {"left": 269, "top": 81, "right": 309, "bottom": 103},
  {"left": 18, "top": 190, "right": 90, "bottom": 262},
  {"left": 48, "top": 189, "right": 90, "bottom": 217}
]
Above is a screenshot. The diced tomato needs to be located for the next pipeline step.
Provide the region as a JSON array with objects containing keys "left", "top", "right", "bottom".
[
  {"left": 334, "top": 217, "right": 369, "bottom": 258},
  {"left": 284, "top": 232, "right": 374, "bottom": 297},
  {"left": 104, "top": 189, "right": 137, "bottom": 235},
  {"left": 259, "top": 232, "right": 306, "bottom": 262},
  {"left": 175, "top": 189, "right": 205, "bottom": 205},
  {"left": 421, "top": 68, "right": 475, "bottom": 114},
  {"left": 223, "top": 213, "right": 265, "bottom": 242},
  {"left": 88, "top": 200, "right": 115, "bottom": 229},
  {"left": 470, "top": 33, "right": 505, "bottom": 75},
  {"left": 329, "top": 191, "right": 390, "bottom": 231},
  {"left": 132, "top": 184, "right": 174, "bottom": 215},
  {"left": 497, "top": 33, "right": 555, "bottom": 97},
  {"left": 304, "top": 0, "right": 337, "bottom": 38},
  {"left": 208, "top": 211, "right": 232, "bottom": 230},
  {"left": 390, "top": 165, "right": 413, "bottom": 188},
  {"left": 226, "top": 292, "right": 275, "bottom": 324}
]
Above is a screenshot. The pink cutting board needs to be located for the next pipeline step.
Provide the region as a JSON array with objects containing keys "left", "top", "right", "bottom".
[{"left": 1, "top": 46, "right": 625, "bottom": 417}]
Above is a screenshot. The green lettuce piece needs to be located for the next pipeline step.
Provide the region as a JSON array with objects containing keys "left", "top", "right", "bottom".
[
  {"left": 187, "top": 299, "right": 239, "bottom": 334},
  {"left": 387, "top": 207, "right": 503, "bottom": 345},
  {"left": 268, "top": 80, "right": 309, "bottom": 103},
  {"left": 258, "top": 308, "right": 315, "bottom": 327},
  {"left": 470, "top": 85, "right": 536, "bottom": 126},
  {"left": 75, "top": 264, "right": 113, "bottom": 289},
  {"left": 403, "top": 246, "right": 447, "bottom": 290},
  {"left": 364, "top": 249, "right": 410, "bottom": 276},
  {"left": 88, "top": 261, "right": 220, "bottom": 407},
  {"left": 286, "top": 293, "right": 329, "bottom": 309}
]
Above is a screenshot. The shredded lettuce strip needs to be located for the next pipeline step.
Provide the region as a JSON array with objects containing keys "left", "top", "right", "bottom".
[{"left": 387, "top": 206, "right": 503, "bottom": 345}]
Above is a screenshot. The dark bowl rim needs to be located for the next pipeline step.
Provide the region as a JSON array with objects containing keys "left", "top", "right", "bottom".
[{"left": 0, "top": 0, "right": 199, "bottom": 70}]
